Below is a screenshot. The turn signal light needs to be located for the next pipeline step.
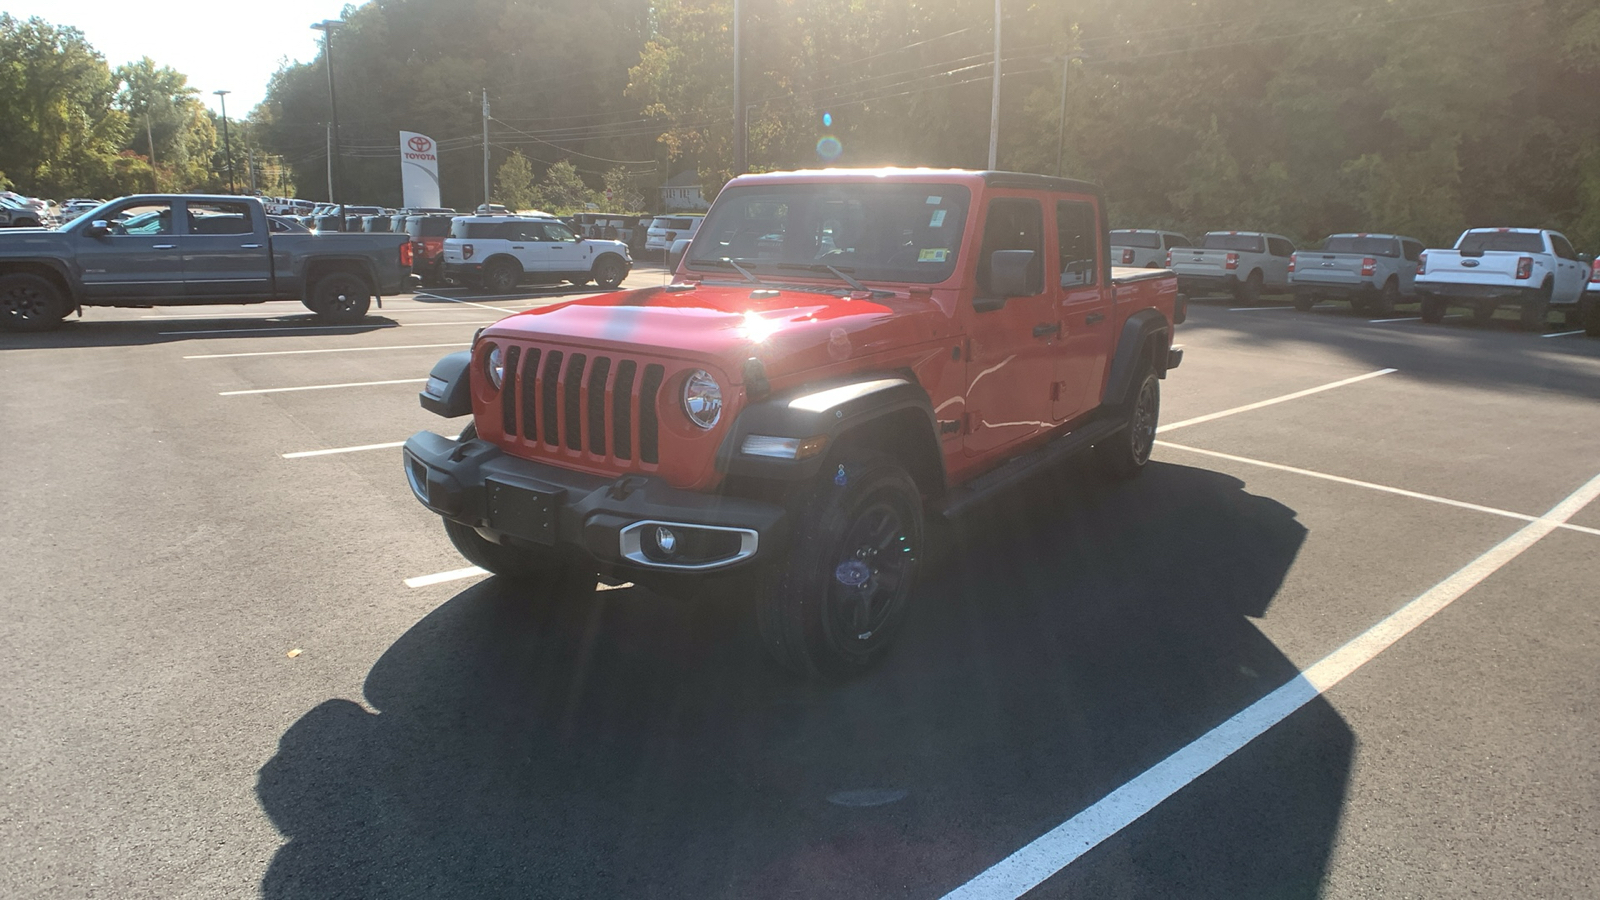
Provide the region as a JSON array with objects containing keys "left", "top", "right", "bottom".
[
  {"left": 1225, "top": 252, "right": 1239, "bottom": 271},
  {"left": 1360, "top": 257, "right": 1376, "bottom": 277},
  {"left": 1515, "top": 256, "right": 1533, "bottom": 280}
]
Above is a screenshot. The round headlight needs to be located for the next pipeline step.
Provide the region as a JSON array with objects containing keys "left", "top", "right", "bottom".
[
  {"left": 484, "top": 344, "right": 504, "bottom": 390},
  {"left": 682, "top": 369, "right": 722, "bottom": 429}
]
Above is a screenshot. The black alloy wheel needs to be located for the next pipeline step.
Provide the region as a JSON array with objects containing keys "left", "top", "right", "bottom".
[
  {"left": 1096, "top": 365, "right": 1159, "bottom": 479},
  {"left": 309, "top": 272, "right": 371, "bottom": 324},
  {"left": 484, "top": 260, "right": 520, "bottom": 294},
  {"left": 1520, "top": 282, "right": 1552, "bottom": 332},
  {"left": 1420, "top": 296, "right": 1447, "bottom": 323},
  {"left": 593, "top": 256, "right": 628, "bottom": 290},
  {"left": 0, "top": 272, "right": 69, "bottom": 332},
  {"left": 1370, "top": 278, "right": 1400, "bottom": 317},
  {"left": 1234, "top": 269, "right": 1264, "bottom": 305},
  {"left": 820, "top": 499, "right": 917, "bottom": 662}
]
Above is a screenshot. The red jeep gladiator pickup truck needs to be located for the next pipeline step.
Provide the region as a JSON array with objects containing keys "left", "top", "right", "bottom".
[{"left": 402, "top": 169, "right": 1184, "bottom": 677}]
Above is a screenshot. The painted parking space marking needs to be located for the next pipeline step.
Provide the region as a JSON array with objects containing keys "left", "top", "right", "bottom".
[
  {"left": 281, "top": 441, "right": 406, "bottom": 459},
  {"left": 414, "top": 291, "right": 526, "bottom": 315},
  {"left": 403, "top": 566, "right": 489, "bottom": 589},
  {"left": 1157, "top": 441, "right": 1600, "bottom": 538},
  {"left": 158, "top": 320, "right": 495, "bottom": 336},
  {"left": 1227, "top": 305, "right": 1295, "bottom": 312},
  {"left": 220, "top": 378, "right": 427, "bottom": 396},
  {"left": 941, "top": 468, "right": 1600, "bottom": 900},
  {"left": 184, "top": 342, "right": 465, "bottom": 360},
  {"left": 1157, "top": 368, "right": 1397, "bottom": 433},
  {"left": 1370, "top": 316, "right": 1422, "bottom": 324},
  {"left": 1541, "top": 330, "right": 1585, "bottom": 339}
]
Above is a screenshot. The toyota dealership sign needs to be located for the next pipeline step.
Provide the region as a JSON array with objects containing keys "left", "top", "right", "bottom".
[{"left": 399, "top": 131, "right": 440, "bottom": 209}]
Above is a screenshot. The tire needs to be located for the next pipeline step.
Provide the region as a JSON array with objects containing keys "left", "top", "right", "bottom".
[
  {"left": 483, "top": 259, "right": 520, "bottom": 294},
  {"left": 756, "top": 452, "right": 924, "bottom": 679},
  {"left": 1370, "top": 278, "right": 1399, "bottom": 317},
  {"left": 1293, "top": 292, "right": 1316, "bottom": 312},
  {"left": 1520, "top": 282, "right": 1552, "bottom": 332},
  {"left": 1581, "top": 296, "right": 1600, "bottom": 337},
  {"left": 1420, "top": 296, "right": 1446, "bottom": 323},
  {"left": 307, "top": 272, "right": 371, "bottom": 324},
  {"left": 442, "top": 425, "right": 589, "bottom": 584},
  {"left": 1094, "top": 363, "right": 1160, "bottom": 479},
  {"left": 1234, "top": 269, "right": 1264, "bottom": 305},
  {"left": 0, "top": 272, "right": 70, "bottom": 332},
  {"left": 592, "top": 255, "right": 628, "bottom": 290},
  {"left": 1472, "top": 302, "right": 1496, "bottom": 326}
]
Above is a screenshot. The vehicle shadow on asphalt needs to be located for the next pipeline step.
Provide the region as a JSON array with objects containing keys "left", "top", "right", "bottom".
[
  {"left": 0, "top": 315, "right": 411, "bottom": 350},
  {"left": 256, "top": 461, "right": 1351, "bottom": 899}
]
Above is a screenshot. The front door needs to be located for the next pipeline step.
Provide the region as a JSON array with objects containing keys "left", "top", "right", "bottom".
[
  {"left": 963, "top": 195, "right": 1056, "bottom": 456},
  {"left": 1052, "top": 198, "right": 1114, "bottom": 420},
  {"left": 179, "top": 199, "right": 273, "bottom": 299},
  {"left": 74, "top": 200, "right": 185, "bottom": 302}
]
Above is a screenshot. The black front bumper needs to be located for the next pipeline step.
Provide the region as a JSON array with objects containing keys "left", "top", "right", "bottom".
[{"left": 402, "top": 432, "right": 786, "bottom": 573}]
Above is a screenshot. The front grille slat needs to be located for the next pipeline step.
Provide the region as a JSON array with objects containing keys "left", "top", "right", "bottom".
[
  {"left": 563, "top": 353, "right": 587, "bottom": 451},
  {"left": 612, "top": 360, "right": 636, "bottom": 460},
  {"left": 519, "top": 348, "right": 541, "bottom": 442},
  {"left": 638, "top": 364, "right": 665, "bottom": 465},
  {"left": 587, "top": 356, "right": 611, "bottom": 456},
  {"left": 541, "top": 350, "right": 563, "bottom": 446},
  {"left": 500, "top": 346, "right": 521, "bottom": 436}
]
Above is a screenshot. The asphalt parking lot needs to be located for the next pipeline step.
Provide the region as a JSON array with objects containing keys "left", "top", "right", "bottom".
[{"left": 3, "top": 283, "right": 1598, "bottom": 899}]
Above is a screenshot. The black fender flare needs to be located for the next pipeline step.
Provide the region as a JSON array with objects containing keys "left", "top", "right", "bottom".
[
  {"left": 715, "top": 373, "right": 943, "bottom": 492},
  {"left": 418, "top": 350, "right": 474, "bottom": 418},
  {"left": 1102, "top": 309, "right": 1171, "bottom": 409}
]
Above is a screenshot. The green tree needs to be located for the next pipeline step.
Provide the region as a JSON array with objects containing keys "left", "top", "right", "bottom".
[
  {"left": 601, "top": 167, "right": 643, "bottom": 212},
  {"left": 495, "top": 150, "right": 538, "bottom": 210},
  {"left": 533, "top": 160, "right": 594, "bottom": 213}
]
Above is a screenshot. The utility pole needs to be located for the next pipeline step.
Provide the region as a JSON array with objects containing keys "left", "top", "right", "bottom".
[
  {"left": 312, "top": 20, "right": 346, "bottom": 219},
  {"left": 482, "top": 89, "right": 491, "bottom": 209},
  {"left": 988, "top": 0, "right": 1001, "bottom": 170},
  {"left": 732, "top": 0, "right": 745, "bottom": 175},
  {"left": 145, "top": 113, "right": 156, "bottom": 167},
  {"left": 214, "top": 90, "right": 234, "bottom": 193},
  {"left": 248, "top": 146, "right": 258, "bottom": 193}
]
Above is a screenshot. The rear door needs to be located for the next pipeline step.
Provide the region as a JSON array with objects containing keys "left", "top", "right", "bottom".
[
  {"left": 1548, "top": 233, "right": 1587, "bottom": 302},
  {"left": 1052, "top": 197, "right": 1113, "bottom": 421},
  {"left": 73, "top": 199, "right": 186, "bottom": 302},
  {"left": 179, "top": 199, "right": 273, "bottom": 299}
]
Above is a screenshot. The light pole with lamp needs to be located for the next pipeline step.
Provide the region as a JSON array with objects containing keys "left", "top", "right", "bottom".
[
  {"left": 213, "top": 89, "right": 234, "bottom": 193},
  {"left": 310, "top": 19, "right": 346, "bottom": 223}
]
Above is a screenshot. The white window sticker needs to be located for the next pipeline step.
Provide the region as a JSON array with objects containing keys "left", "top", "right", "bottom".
[
  {"left": 926, "top": 196, "right": 942, "bottom": 205},
  {"left": 929, "top": 210, "right": 947, "bottom": 227},
  {"left": 917, "top": 248, "right": 949, "bottom": 263}
]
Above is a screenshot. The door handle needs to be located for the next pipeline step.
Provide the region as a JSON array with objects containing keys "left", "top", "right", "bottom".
[
  {"left": 240, "top": 243, "right": 262, "bottom": 249},
  {"left": 1032, "top": 322, "right": 1062, "bottom": 339},
  {"left": 152, "top": 244, "right": 175, "bottom": 249},
  {"left": 1085, "top": 313, "right": 1105, "bottom": 324}
]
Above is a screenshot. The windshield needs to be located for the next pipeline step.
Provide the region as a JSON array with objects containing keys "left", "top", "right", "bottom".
[
  {"left": 685, "top": 183, "right": 971, "bottom": 285},
  {"left": 1323, "top": 236, "right": 1400, "bottom": 256},
  {"left": 1458, "top": 231, "right": 1544, "bottom": 253},
  {"left": 1111, "top": 231, "right": 1161, "bottom": 249},
  {"left": 1201, "top": 233, "right": 1266, "bottom": 253}
]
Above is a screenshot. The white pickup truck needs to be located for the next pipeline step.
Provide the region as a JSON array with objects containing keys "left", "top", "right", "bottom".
[
  {"left": 1415, "top": 228, "right": 1590, "bottom": 330},
  {"left": 1167, "top": 231, "right": 1296, "bottom": 303}
]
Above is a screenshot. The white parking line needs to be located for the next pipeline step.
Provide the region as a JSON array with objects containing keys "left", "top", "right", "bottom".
[
  {"left": 1156, "top": 441, "right": 1600, "bottom": 538},
  {"left": 159, "top": 320, "right": 495, "bottom": 336},
  {"left": 940, "top": 468, "right": 1600, "bottom": 900},
  {"left": 184, "top": 342, "right": 465, "bottom": 360},
  {"left": 280, "top": 441, "right": 406, "bottom": 459},
  {"left": 1370, "top": 316, "right": 1421, "bottom": 324},
  {"left": 414, "top": 291, "right": 525, "bottom": 315},
  {"left": 221, "top": 378, "right": 427, "bottom": 396},
  {"left": 1227, "top": 305, "right": 1294, "bottom": 312},
  {"left": 1157, "top": 368, "right": 1397, "bottom": 433},
  {"left": 403, "top": 566, "right": 488, "bottom": 588},
  {"left": 1541, "top": 330, "right": 1585, "bottom": 339}
]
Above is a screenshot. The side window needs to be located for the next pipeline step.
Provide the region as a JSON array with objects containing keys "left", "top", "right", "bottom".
[
  {"left": 185, "top": 201, "right": 253, "bottom": 235},
  {"left": 1055, "top": 199, "right": 1097, "bottom": 288},
  {"left": 514, "top": 223, "right": 546, "bottom": 242},
  {"left": 976, "top": 197, "right": 1044, "bottom": 296},
  {"left": 109, "top": 201, "right": 175, "bottom": 236},
  {"left": 545, "top": 222, "right": 580, "bottom": 242},
  {"left": 1401, "top": 240, "right": 1423, "bottom": 262},
  {"left": 1266, "top": 237, "right": 1294, "bottom": 257},
  {"left": 1550, "top": 233, "right": 1577, "bottom": 260}
]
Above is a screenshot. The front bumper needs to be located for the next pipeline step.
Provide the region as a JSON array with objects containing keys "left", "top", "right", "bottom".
[
  {"left": 402, "top": 432, "right": 786, "bottom": 573},
  {"left": 1415, "top": 282, "right": 1543, "bottom": 304}
]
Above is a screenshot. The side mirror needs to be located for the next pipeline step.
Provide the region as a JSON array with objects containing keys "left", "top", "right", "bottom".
[
  {"left": 976, "top": 250, "right": 1037, "bottom": 311},
  {"left": 86, "top": 219, "right": 111, "bottom": 237},
  {"left": 668, "top": 238, "right": 693, "bottom": 272}
]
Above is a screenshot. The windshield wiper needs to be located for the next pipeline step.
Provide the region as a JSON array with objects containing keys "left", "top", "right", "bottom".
[
  {"left": 724, "top": 258, "right": 762, "bottom": 284},
  {"left": 690, "top": 256, "right": 763, "bottom": 284},
  {"left": 766, "top": 261, "right": 881, "bottom": 294}
]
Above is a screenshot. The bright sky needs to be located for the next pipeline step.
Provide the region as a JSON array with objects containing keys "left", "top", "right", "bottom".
[{"left": 4, "top": 0, "right": 356, "bottom": 115}]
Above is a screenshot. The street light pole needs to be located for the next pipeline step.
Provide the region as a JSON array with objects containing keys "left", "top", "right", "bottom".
[
  {"left": 988, "top": 0, "right": 1001, "bottom": 170},
  {"left": 213, "top": 90, "right": 234, "bottom": 193},
  {"left": 311, "top": 20, "right": 346, "bottom": 221},
  {"left": 733, "top": 0, "right": 745, "bottom": 175}
]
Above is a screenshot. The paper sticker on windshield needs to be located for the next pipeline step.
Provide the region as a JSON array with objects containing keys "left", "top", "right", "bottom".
[
  {"left": 918, "top": 248, "right": 949, "bottom": 263},
  {"left": 928, "top": 210, "right": 947, "bottom": 227},
  {"left": 926, "top": 196, "right": 942, "bottom": 205}
]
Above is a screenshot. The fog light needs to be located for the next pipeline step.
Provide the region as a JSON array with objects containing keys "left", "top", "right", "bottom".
[{"left": 655, "top": 526, "right": 678, "bottom": 555}]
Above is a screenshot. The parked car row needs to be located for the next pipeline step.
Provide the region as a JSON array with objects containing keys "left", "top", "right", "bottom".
[{"left": 1115, "top": 225, "right": 1600, "bottom": 334}]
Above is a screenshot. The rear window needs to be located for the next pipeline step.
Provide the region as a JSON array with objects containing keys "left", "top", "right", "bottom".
[
  {"left": 408, "top": 216, "right": 452, "bottom": 238},
  {"left": 1201, "top": 233, "right": 1265, "bottom": 253},
  {"left": 1111, "top": 231, "right": 1160, "bottom": 249},
  {"left": 450, "top": 221, "right": 512, "bottom": 239},
  {"left": 655, "top": 217, "right": 694, "bottom": 230},
  {"left": 1323, "top": 236, "right": 1399, "bottom": 256},
  {"left": 1457, "top": 231, "right": 1544, "bottom": 254}
]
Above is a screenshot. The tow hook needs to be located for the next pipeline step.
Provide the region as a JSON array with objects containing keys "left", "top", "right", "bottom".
[{"left": 608, "top": 475, "right": 649, "bottom": 501}]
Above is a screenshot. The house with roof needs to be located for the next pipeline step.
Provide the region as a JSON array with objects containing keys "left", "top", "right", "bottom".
[{"left": 659, "top": 170, "right": 710, "bottom": 212}]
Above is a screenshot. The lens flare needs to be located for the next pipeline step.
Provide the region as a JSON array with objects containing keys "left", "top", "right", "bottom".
[
  {"left": 822, "top": 112, "right": 833, "bottom": 127},
  {"left": 816, "top": 135, "right": 843, "bottom": 161}
]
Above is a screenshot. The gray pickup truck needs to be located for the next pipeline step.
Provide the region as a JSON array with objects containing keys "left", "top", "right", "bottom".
[
  {"left": 1290, "top": 233, "right": 1425, "bottom": 315},
  {"left": 0, "top": 194, "right": 412, "bottom": 332}
]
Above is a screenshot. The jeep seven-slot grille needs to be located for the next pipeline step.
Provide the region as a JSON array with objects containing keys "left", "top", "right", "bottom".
[{"left": 497, "top": 342, "right": 665, "bottom": 468}]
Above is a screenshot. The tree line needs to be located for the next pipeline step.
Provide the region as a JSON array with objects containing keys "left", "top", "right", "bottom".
[{"left": 5, "top": 1, "right": 1598, "bottom": 248}]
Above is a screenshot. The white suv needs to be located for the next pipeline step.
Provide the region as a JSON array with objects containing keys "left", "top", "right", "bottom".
[
  {"left": 644, "top": 215, "right": 704, "bottom": 255},
  {"left": 442, "top": 216, "right": 632, "bottom": 292}
]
